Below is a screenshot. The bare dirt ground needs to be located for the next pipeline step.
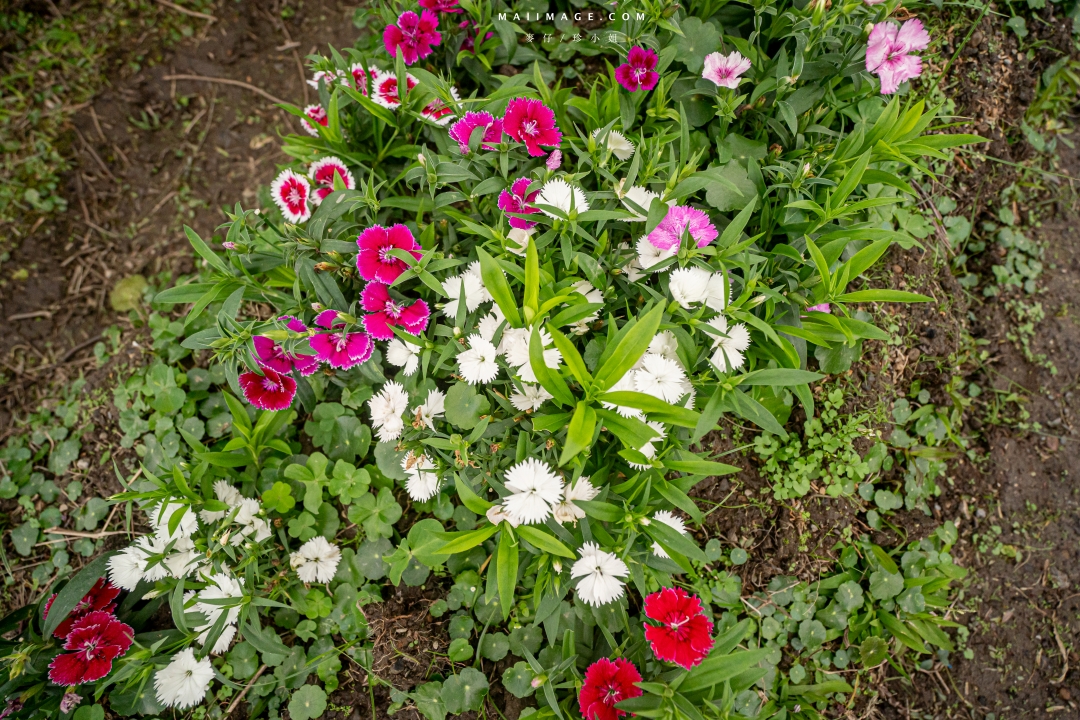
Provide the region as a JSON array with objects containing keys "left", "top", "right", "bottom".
[{"left": 0, "top": 0, "right": 358, "bottom": 427}]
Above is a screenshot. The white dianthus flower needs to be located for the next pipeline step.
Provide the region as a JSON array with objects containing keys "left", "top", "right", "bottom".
[
  {"left": 552, "top": 476, "right": 599, "bottom": 524},
  {"left": 457, "top": 334, "right": 500, "bottom": 384},
  {"left": 510, "top": 384, "right": 553, "bottom": 413},
  {"left": 669, "top": 266, "right": 712, "bottom": 308},
  {"left": 594, "top": 128, "right": 635, "bottom": 161},
  {"left": 537, "top": 178, "right": 590, "bottom": 217},
  {"left": 628, "top": 422, "right": 666, "bottom": 470},
  {"left": 506, "top": 227, "right": 533, "bottom": 256},
  {"left": 476, "top": 307, "right": 506, "bottom": 343},
  {"left": 291, "top": 536, "right": 341, "bottom": 584},
  {"left": 368, "top": 381, "right": 410, "bottom": 442},
  {"left": 636, "top": 235, "right": 676, "bottom": 271},
  {"left": 386, "top": 338, "right": 421, "bottom": 376},
  {"left": 153, "top": 499, "right": 198, "bottom": 541},
  {"left": 403, "top": 452, "right": 440, "bottom": 502},
  {"left": 442, "top": 271, "right": 487, "bottom": 318},
  {"left": 618, "top": 180, "right": 672, "bottom": 222},
  {"left": 705, "top": 272, "right": 730, "bottom": 311},
  {"left": 154, "top": 648, "right": 215, "bottom": 709},
  {"left": 502, "top": 458, "right": 564, "bottom": 525},
  {"left": 601, "top": 369, "right": 645, "bottom": 420},
  {"left": 634, "top": 353, "right": 688, "bottom": 404},
  {"left": 107, "top": 545, "right": 146, "bottom": 591},
  {"left": 571, "top": 542, "right": 629, "bottom": 606},
  {"left": 413, "top": 389, "right": 445, "bottom": 430},
  {"left": 650, "top": 510, "right": 688, "bottom": 559},
  {"left": 648, "top": 331, "right": 680, "bottom": 361},
  {"left": 706, "top": 316, "right": 751, "bottom": 373},
  {"left": 200, "top": 480, "right": 242, "bottom": 523}
]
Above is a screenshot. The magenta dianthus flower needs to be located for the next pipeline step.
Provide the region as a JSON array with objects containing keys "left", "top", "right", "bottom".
[
  {"left": 384, "top": 10, "right": 442, "bottom": 65},
  {"left": 356, "top": 224, "right": 422, "bottom": 284},
  {"left": 309, "top": 310, "right": 373, "bottom": 369},
  {"left": 503, "top": 98, "right": 562, "bottom": 157},
  {"left": 448, "top": 112, "right": 503, "bottom": 154},
  {"left": 498, "top": 177, "right": 541, "bottom": 230},
  {"left": 615, "top": 46, "right": 660, "bottom": 92},
  {"left": 361, "top": 282, "right": 430, "bottom": 340}
]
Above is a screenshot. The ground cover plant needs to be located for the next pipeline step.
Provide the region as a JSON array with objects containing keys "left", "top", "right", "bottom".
[{"left": 0, "top": 0, "right": 1027, "bottom": 718}]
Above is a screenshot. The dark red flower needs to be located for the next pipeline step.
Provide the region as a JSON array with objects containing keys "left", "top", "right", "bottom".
[
  {"left": 615, "top": 46, "right": 660, "bottom": 93},
  {"left": 498, "top": 177, "right": 540, "bottom": 230},
  {"left": 419, "top": 0, "right": 461, "bottom": 12},
  {"left": 47, "top": 611, "right": 133, "bottom": 686},
  {"left": 642, "top": 587, "right": 715, "bottom": 669},
  {"left": 579, "top": 657, "right": 642, "bottom": 720},
  {"left": 356, "top": 224, "right": 422, "bottom": 284},
  {"left": 360, "top": 282, "right": 430, "bottom": 341},
  {"left": 503, "top": 98, "right": 562, "bottom": 157},
  {"left": 239, "top": 366, "right": 297, "bottom": 411},
  {"left": 383, "top": 10, "right": 442, "bottom": 66},
  {"left": 44, "top": 578, "right": 121, "bottom": 640}
]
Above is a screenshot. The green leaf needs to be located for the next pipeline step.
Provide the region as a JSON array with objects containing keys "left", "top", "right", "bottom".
[
  {"left": 672, "top": 17, "right": 720, "bottom": 72},
  {"left": 288, "top": 685, "right": 327, "bottom": 720},
  {"left": 502, "top": 661, "right": 536, "bottom": 698},
  {"left": 184, "top": 225, "right": 230, "bottom": 275},
  {"left": 828, "top": 150, "right": 871, "bottom": 212},
  {"left": 559, "top": 402, "right": 596, "bottom": 465},
  {"left": 497, "top": 530, "right": 519, "bottom": 619},
  {"left": 515, "top": 525, "right": 576, "bottom": 558},
  {"left": 433, "top": 524, "right": 500, "bottom": 555},
  {"left": 835, "top": 290, "right": 932, "bottom": 303},
  {"left": 529, "top": 324, "right": 574, "bottom": 406},
  {"left": 595, "top": 304, "right": 663, "bottom": 391},
  {"left": 477, "top": 248, "right": 522, "bottom": 327},
  {"left": 679, "top": 648, "right": 772, "bottom": 693},
  {"left": 859, "top": 636, "right": 889, "bottom": 667},
  {"left": 869, "top": 570, "right": 904, "bottom": 600},
  {"left": 454, "top": 474, "right": 493, "bottom": 515},
  {"left": 736, "top": 369, "right": 825, "bottom": 387},
  {"left": 262, "top": 482, "right": 296, "bottom": 513},
  {"left": 445, "top": 383, "right": 491, "bottom": 430},
  {"left": 442, "top": 667, "right": 489, "bottom": 713}
]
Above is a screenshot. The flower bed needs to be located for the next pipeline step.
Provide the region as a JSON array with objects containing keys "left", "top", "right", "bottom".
[{"left": 0, "top": 1, "right": 978, "bottom": 718}]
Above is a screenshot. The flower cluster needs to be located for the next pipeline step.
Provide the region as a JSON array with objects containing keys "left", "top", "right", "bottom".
[{"left": 45, "top": 581, "right": 133, "bottom": 687}]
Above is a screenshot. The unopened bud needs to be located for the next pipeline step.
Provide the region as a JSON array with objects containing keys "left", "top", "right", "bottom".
[
  {"left": 314, "top": 262, "right": 337, "bottom": 272},
  {"left": 531, "top": 675, "right": 547, "bottom": 688},
  {"left": 418, "top": 153, "right": 427, "bottom": 166},
  {"left": 222, "top": 241, "right": 237, "bottom": 250},
  {"left": 552, "top": 560, "right": 562, "bottom": 573},
  {"left": 311, "top": 302, "right": 325, "bottom": 312}
]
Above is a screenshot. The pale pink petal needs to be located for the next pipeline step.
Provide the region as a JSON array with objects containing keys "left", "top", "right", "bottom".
[{"left": 896, "top": 19, "right": 931, "bottom": 53}]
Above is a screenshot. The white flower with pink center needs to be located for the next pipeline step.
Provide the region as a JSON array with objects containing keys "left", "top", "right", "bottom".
[
  {"left": 270, "top": 170, "right": 311, "bottom": 223},
  {"left": 301, "top": 104, "right": 329, "bottom": 136},
  {"left": 308, "top": 157, "right": 355, "bottom": 204}
]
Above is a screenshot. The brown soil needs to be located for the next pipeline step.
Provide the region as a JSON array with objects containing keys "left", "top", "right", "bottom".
[{"left": 0, "top": 0, "right": 358, "bottom": 426}]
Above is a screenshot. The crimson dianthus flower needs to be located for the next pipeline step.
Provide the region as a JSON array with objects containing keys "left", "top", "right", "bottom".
[
  {"left": 643, "top": 587, "right": 715, "bottom": 670},
  {"left": 615, "top": 46, "right": 659, "bottom": 92},
  {"left": 579, "top": 657, "right": 642, "bottom": 720},
  {"left": 503, "top": 98, "right": 562, "bottom": 157},
  {"left": 239, "top": 366, "right": 297, "bottom": 411},
  {"left": 360, "top": 282, "right": 430, "bottom": 340},
  {"left": 356, "top": 224, "right": 422, "bottom": 284},
  {"left": 47, "top": 611, "right": 133, "bottom": 686},
  {"left": 384, "top": 10, "right": 442, "bottom": 65},
  {"left": 43, "top": 578, "right": 121, "bottom": 640}
]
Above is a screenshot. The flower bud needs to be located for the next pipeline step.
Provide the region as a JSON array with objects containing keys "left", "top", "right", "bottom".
[
  {"left": 553, "top": 559, "right": 562, "bottom": 573},
  {"left": 418, "top": 153, "right": 427, "bottom": 166},
  {"left": 531, "top": 675, "right": 547, "bottom": 688}
]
